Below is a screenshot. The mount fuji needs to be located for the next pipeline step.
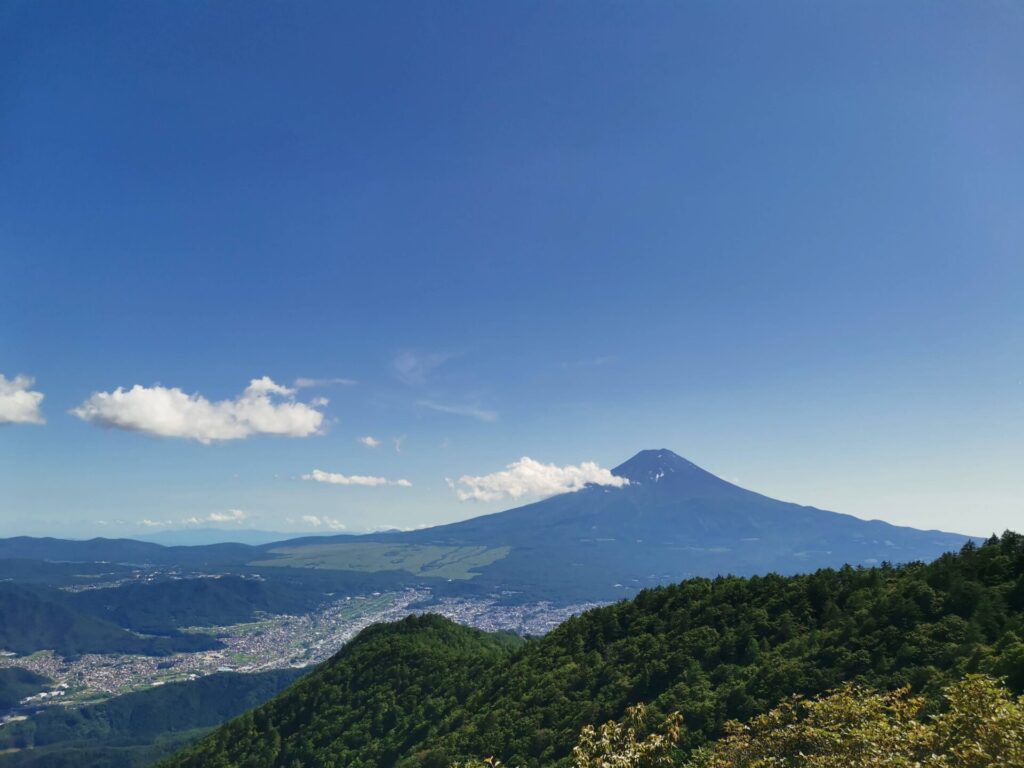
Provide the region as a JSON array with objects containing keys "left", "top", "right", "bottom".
[{"left": 376, "top": 449, "right": 977, "bottom": 600}]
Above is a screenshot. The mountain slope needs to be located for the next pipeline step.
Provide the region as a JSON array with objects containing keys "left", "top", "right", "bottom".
[
  {"left": 370, "top": 449, "right": 976, "bottom": 600},
  {"left": 64, "top": 575, "right": 332, "bottom": 633},
  {"left": 0, "top": 584, "right": 221, "bottom": 657},
  {"left": 413, "top": 449, "right": 970, "bottom": 555},
  {"left": 0, "top": 537, "right": 256, "bottom": 568},
  {"left": 161, "top": 533, "right": 1024, "bottom": 768},
  {"left": 0, "top": 450, "right": 979, "bottom": 605},
  {"left": 164, "top": 615, "right": 524, "bottom": 768},
  {"left": 0, "top": 668, "right": 49, "bottom": 710},
  {"left": 136, "top": 529, "right": 306, "bottom": 546},
  {"left": 0, "top": 670, "right": 304, "bottom": 768}
]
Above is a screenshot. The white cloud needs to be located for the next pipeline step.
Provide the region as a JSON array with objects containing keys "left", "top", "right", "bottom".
[
  {"left": 245, "top": 376, "right": 295, "bottom": 397},
  {"left": 0, "top": 374, "right": 45, "bottom": 425},
  {"left": 417, "top": 400, "right": 497, "bottom": 422},
  {"left": 302, "top": 469, "right": 412, "bottom": 487},
  {"left": 358, "top": 435, "right": 381, "bottom": 448},
  {"left": 294, "top": 377, "right": 356, "bottom": 388},
  {"left": 72, "top": 377, "right": 325, "bottom": 443},
  {"left": 393, "top": 435, "right": 406, "bottom": 453},
  {"left": 301, "top": 514, "right": 347, "bottom": 530},
  {"left": 450, "top": 456, "right": 629, "bottom": 502},
  {"left": 207, "top": 508, "right": 248, "bottom": 523},
  {"left": 151, "top": 509, "right": 251, "bottom": 528},
  {"left": 392, "top": 351, "right": 451, "bottom": 386}
]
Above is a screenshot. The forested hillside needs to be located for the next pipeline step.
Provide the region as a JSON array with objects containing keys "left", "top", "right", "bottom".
[
  {"left": 0, "top": 570, "right": 409, "bottom": 657},
  {"left": 159, "top": 616, "right": 522, "bottom": 767},
  {"left": 162, "top": 532, "right": 1024, "bottom": 768},
  {"left": 64, "top": 575, "right": 332, "bottom": 633},
  {"left": 0, "top": 584, "right": 220, "bottom": 657},
  {"left": 0, "top": 670, "right": 303, "bottom": 768},
  {"left": 0, "top": 669, "right": 49, "bottom": 710}
]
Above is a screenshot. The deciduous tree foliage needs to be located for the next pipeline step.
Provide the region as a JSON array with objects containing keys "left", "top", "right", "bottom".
[
  {"left": 573, "top": 705, "right": 681, "bottom": 768},
  {"left": 684, "top": 674, "right": 1024, "bottom": 768},
  {"left": 526, "top": 675, "right": 1024, "bottom": 768}
]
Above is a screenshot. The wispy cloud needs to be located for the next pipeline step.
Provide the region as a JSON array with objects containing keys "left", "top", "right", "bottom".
[
  {"left": 72, "top": 377, "right": 326, "bottom": 443},
  {"left": 300, "top": 514, "right": 347, "bottom": 531},
  {"left": 448, "top": 457, "right": 628, "bottom": 502},
  {"left": 145, "top": 509, "right": 251, "bottom": 528},
  {"left": 294, "top": 377, "right": 356, "bottom": 388},
  {"left": 392, "top": 351, "right": 451, "bottom": 386},
  {"left": 358, "top": 435, "right": 381, "bottom": 448},
  {"left": 0, "top": 374, "right": 45, "bottom": 425},
  {"left": 302, "top": 469, "right": 412, "bottom": 487},
  {"left": 417, "top": 400, "right": 497, "bottom": 422},
  {"left": 204, "top": 509, "right": 248, "bottom": 524},
  {"left": 393, "top": 435, "right": 406, "bottom": 453}
]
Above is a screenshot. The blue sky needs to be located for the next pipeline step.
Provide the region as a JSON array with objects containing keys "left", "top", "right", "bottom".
[{"left": 1, "top": 1, "right": 1021, "bottom": 539}]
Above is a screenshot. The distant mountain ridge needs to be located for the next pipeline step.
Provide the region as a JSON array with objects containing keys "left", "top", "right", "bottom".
[
  {"left": 0, "top": 669, "right": 304, "bottom": 768},
  {"left": 399, "top": 449, "right": 966, "bottom": 548},
  {"left": 0, "top": 583, "right": 221, "bottom": 657},
  {"left": 0, "top": 536, "right": 254, "bottom": 567},
  {"left": 136, "top": 528, "right": 310, "bottom": 547},
  {"left": 366, "top": 449, "right": 976, "bottom": 599},
  {"left": 0, "top": 450, "right": 979, "bottom": 602}
]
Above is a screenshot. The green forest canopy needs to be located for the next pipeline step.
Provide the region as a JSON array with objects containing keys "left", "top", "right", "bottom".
[{"left": 162, "top": 532, "right": 1024, "bottom": 768}]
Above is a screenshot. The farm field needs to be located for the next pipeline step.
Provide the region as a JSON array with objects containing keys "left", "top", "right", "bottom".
[{"left": 251, "top": 543, "right": 510, "bottom": 580}]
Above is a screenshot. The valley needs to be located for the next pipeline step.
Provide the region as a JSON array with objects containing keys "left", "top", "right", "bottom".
[
  {"left": 0, "top": 583, "right": 601, "bottom": 714},
  {"left": 0, "top": 590, "right": 418, "bottom": 709}
]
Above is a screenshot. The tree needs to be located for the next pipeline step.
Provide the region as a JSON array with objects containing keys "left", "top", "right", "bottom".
[
  {"left": 571, "top": 705, "right": 682, "bottom": 768},
  {"left": 686, "top": 674, "right": 1024, "bottom": 768}
]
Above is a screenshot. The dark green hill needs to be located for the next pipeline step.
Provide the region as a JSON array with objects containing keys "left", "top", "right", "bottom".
[
  {"left": 0, "top": 669, "right": 303, "bottom": 768},
  {"left": 0, "top": 537, "right": 256, "bottom": 568},
  {"left": 161, "top": 533, "right": 1024, "bottom": 768},
  {"left": 0, "top": 584, "right": 221, "bottom": 657},
  {"left": 0, "top": 668, "right": 50, "bottom": 710},
  {"left": 60, "top": 569, "right": 416, "bottom": 634},
  {"left": 64, "top": 576, "right": 327, "bottom": 633},
  {"left": 1, "top": 567, "right": 416, "bottom": 653},
  {"left": 163, "top": 615, "right": 525, "bottom": 768},
  {"left": 0, "top": 559, "right": 136, "bottom": 588}
]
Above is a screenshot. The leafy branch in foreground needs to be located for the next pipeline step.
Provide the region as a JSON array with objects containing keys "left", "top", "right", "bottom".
[
  {"left": 459, "top": 675, "right": 1024, "bottom": 768},
  {"left": 686, "top": 674, "right": 1024, "bottom": 768},
  {"left": 456, "top": 705, "right": 683, "bottom": 768},
  {"left": 573, "top": 705, "right": 682, "bottom": 768}
]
